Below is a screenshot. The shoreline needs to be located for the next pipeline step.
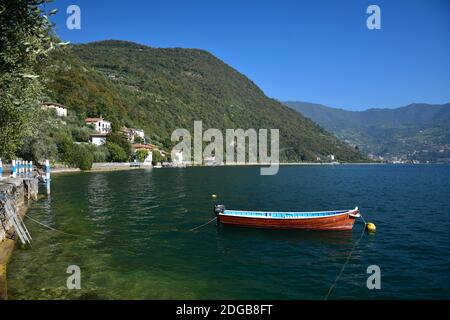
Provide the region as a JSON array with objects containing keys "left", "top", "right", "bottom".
[
  {"left": 1, "top": 161, "right": 441, "bottom": 179},
  {"left": 44, "top": 163, "right": 150, "bottom": 175},
  {"left": 45, "top": 161, "right": 443, "bottom": 176}
]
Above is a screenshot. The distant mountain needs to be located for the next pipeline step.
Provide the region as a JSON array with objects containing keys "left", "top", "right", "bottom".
[
  {"left": 43, "top": 40, "right": 366, "bottom": 162},
  {"left": 284, "top": 101, "right": 450, "bottom": 163}
]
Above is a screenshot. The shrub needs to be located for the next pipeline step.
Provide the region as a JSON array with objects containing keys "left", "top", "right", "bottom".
[
  {"left": 92, "top": 145, "right": 110, "bottom": 163},
  {"left": 152, "top": 149, "right": 164, "bottom": 165},
  {"left": 135, "top": 149, "right": 149, "bottom": 162},
  {"left": 71, "top": 127, "right": 92, "bottom": 142},
  {"left": 54, "top": 132, "right": 75, "bottom": 164},
  {"left": 72, "top": 144, "right": 94, "bottom": 170},
  {"left": 106, "top": 142, "right": 128, "bottom": 162},
  {"left": 107, "top": 132, "right": 132, "bottom": 160}
]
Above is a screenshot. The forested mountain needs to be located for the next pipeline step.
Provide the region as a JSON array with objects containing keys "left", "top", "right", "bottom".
[
  {"left": 43, "top": 40, "right": 365, "bottom": 162},
  {"left": 284, "top": 101, "right": 450, "bottom": 163}
]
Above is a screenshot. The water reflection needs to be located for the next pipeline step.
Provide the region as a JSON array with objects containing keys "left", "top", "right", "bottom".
[{"left": 218, "top": 224, "right": 355, "bottom": 246}]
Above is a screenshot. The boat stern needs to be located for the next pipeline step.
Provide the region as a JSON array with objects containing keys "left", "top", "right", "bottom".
[{"left": 214, "top": 204, "right": 225, "bottom": 216}]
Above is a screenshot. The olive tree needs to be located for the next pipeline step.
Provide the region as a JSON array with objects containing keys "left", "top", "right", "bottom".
[{"left": 0, "top": 0, "right": 57, "bottom": 159}]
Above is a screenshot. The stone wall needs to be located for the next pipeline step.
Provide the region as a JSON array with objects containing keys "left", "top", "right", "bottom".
[
  {"left": 0, "top": 178, "right": 38, "bottom": 243},
  {"left": 0, "top": 177, "right": 39, "bottom": 299}
]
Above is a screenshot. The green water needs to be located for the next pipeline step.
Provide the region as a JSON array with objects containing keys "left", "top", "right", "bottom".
[{"left": 7, "top": 165, "right": 450, "bottom": 299}]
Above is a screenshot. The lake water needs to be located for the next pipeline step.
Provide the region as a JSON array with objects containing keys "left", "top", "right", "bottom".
[{"left": 7, "top": 165, "right": 450, "bottom": 299}]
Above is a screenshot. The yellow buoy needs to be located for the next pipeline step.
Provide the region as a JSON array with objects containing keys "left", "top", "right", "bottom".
[{"left": 366, "top": 222, "right": 376, "bottom": 232}]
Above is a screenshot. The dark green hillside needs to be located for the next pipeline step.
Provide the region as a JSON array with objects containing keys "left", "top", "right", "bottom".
[{"left": 44, "top": 40, "right": 365, "bottom": 162}]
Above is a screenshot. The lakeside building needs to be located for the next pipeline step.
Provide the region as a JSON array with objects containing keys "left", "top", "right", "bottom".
[
  {"left": 91, "top": 133, "right": 108, "bottom": 146},
  {"left": 120, "top": 127, "right": 145, "bottom": 143},
  {"left": 85, "top": 117, "right": 111, "bottom": 146},
  {"left": 85, "top": 117, "right": 111, "bottom": 134},
  {"left": 132, "top": 143, "right": 155, "bottom": 166},
  {"left": 131, "top": 128, "right": 145, "bottom": 141},
  {"left": 41, "top": 102, "right": 68, "bottom": 117}
]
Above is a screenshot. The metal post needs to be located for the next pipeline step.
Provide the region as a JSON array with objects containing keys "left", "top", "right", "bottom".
[
  {"left": 45, "top": 159, "right": 51, "bottom": 195},
  {"left": 45, "top": 159, "right": 50, "bottom": 181},
  {"left": 12, "top": 160, "right": 17, "bottom": 177}
]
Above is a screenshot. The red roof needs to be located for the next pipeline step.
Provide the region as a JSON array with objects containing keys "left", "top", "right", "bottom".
[
  {"left": 132, "top": 144, "right": 156, "bottom": 150},
  {"left": 85, "top": 118, "right": 103, "bottom": 123}
]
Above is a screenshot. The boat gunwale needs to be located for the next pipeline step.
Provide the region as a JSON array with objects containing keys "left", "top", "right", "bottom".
[{"left": 220, "top": 208, "right": 358, "bottom": 220}]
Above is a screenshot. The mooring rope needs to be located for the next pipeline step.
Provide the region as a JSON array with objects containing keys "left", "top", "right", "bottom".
[
  {"left": 324, "top": 218, "right": 367, "bottom": 300},
  {"left": 189, "top": 217, "right": 217, "bottom": 232},
  {"left": 25, "top": 215, "right": 79, "bottom": 237}
]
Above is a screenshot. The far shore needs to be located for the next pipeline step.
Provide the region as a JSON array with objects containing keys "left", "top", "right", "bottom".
[{"left": 1, "top": 161, "right": 442, "bottom": 179}]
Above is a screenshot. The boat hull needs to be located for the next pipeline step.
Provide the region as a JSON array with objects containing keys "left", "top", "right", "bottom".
[{"left": 217, "top": 211, "right": 358, "bottom": 231}]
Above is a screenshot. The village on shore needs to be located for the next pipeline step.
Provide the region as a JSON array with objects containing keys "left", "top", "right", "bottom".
[
  {"left": 40, "top": 102, "right": 344, "bottom": 171},
  {"left": 40, "top": 102, "right": 184, "bottom": 170}
]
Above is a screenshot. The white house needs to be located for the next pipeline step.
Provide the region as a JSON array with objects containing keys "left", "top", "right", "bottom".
[
  {"left": 143, "top": 152, "right": 153, "bottom": 166},
  {"left": 132, "top": 144, "right": 154, "bottom": 166},
  {"left": 85, "top": 117, "right": 111, "bottom": 134},
  {"left": 121, "top": 127, "right": 145, "bottom": 143},
  {"left": 91, "top": 133, "right": 107, "bottom": 146},
  {"left": 131, "top": 128, "right": 145, "bottom": 140},
  {"left": 41, "top": 102, "right": 68, "bottom": 117}
]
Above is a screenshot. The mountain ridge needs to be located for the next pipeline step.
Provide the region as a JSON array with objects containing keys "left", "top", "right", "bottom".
[
  {"left": 43, "top": 40, "right": 366, "bottom": 162},
  {"left": 284, "top": 101, "right": 450, "bottom": 162}
]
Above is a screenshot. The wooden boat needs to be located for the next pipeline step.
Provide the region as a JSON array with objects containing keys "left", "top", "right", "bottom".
[{"left": 214, "top": 205, "right": 360, "bottom": 231}]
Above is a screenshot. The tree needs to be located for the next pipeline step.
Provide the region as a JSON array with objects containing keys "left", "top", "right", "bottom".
[
  {"left": 110, "top": 117, "right": 122, "bottom": 133},
  {"left": 106, "top": 142, "right": 128, "bottom": 162},
  {"left": 72, "top": 144, "right": 93, "bottom": 170},
  {"left": 134, "top": 135, "right": 144, "bottom": 144},
  {"left": 71, "top": 127, "right": 92, "bottom": 142},
  {"left": 54, "top": 132, "right": 75, "bottom": 164},
  {"left": 106, "top": 132, "right": 132, "bottom": 160},
  {"left": 135, "top": 149, "right": 148, "bottom": 162},
  {"left": 152, "top": 149, "right": 164, "bottom": 165},
  {"left": 0, "top": 0, "right": 56, "bottom": 159}
]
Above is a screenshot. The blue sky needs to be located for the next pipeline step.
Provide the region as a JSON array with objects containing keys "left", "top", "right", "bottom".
[{"left": 47, "top": 0, "right": 450, "bottom": 110}]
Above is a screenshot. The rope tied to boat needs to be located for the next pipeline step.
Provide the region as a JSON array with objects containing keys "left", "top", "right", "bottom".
[
  {"left": 324, "top": 215, "right": 368, "bottom": 300},
  {"left": 189, "top": 217, "right": 217, "bottom": 232}
]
